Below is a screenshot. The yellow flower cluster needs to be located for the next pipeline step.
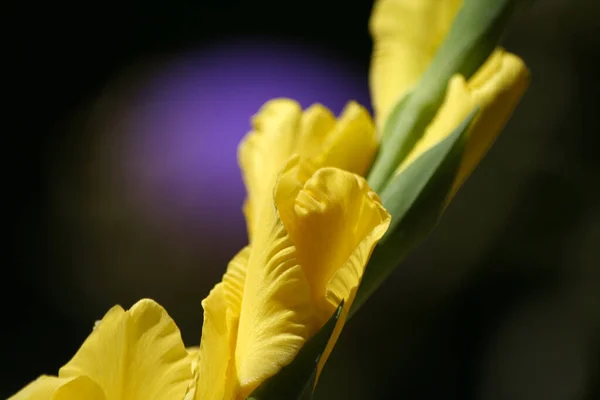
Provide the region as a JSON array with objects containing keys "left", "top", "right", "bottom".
[{"left": 12, "top": 1, "right": 528, "bottom": 399}]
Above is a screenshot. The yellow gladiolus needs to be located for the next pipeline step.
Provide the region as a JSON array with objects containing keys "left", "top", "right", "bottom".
[
  {"left": 10, "top": 299, "right": 196, "bottom": 400},
  {"left": 368, "top": 0, "right": 529, "bottom": 195},
  {"left": 351, "top": 0, "right": 530, "bottom": 316},
  {"left": 10, "top": 1, "right": 531, "bottom": 398},
  {"left": 239, "top": 98, "right": 379, "bottom": 242},
  {"left": 392, "top": 49, "right": 530, "bottom": 201},
  {"left": 185, "top": 100, "right": 391, "bottom": 398},
  {"left": 10, "top": 101, "right": 388, "bottom": 400}
]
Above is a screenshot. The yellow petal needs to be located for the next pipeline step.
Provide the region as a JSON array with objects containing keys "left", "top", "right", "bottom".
[
  {"left": 234, "top": 194, "right": 315, "bottom": 398},
  {"left": 182, "top": 347, "right": 199, "bottom": 400},
  {"left": 312, "top": 102, "right": 378, "bottom": 178},
  {"left": 277, "top": 164, "right": 390, "bottom": 316},
  {"left": 239, "top": 99, "right": 303, "bottom": 241},
  {"left": 9, "top": 375, "right": 103, "bottom": 400},
  {"left": 53, "top": 376, "right": 105, "bottom": 400},
  {"left": 221, "top": 246, "right": 250, "bottom": 316},
  {"left": 369, "top": 0, "right": 462, "bottom": 129},
  {"left": 239, "top": 100, "right": 378, "bottom": 241},
  {"left": 192, "top": 247, "right": 250, "bottom": 400},
  {"left": 296, "top": 103, "right": 337, "bottom": 159},
  {"left": 192, "top": 284, "right": 239, "bottom": 400},
  {"left": 10, "top": 376, "right": 67, "bottom": 400},
  {"left": 449, "top": 50, "right": 530, "bottom": 198},
  {"left": 275, "top": 160, "right": 391, "bottom": 378},
  {"left": 395, "top": 50, "right": 529, "bottom": 199},
  {"left": 58, "top": 299, "right": 192, "bottom": 400}
]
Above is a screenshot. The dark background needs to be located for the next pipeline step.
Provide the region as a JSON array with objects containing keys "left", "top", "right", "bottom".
[{"left": 5, "top": 0, "right": 600, "bottom": 398}]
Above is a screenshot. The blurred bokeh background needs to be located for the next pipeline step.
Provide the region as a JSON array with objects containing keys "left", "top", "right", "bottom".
[{"left": 5, "top": 0, "right": 599, "bottom": 398}]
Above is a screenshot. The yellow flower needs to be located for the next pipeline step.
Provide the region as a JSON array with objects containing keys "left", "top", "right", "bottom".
[
  {"left": 393, "top": 50, "right": 530, "bottom": 200},
  {"left": 369, "top": 0, "right": 530, "bottom": 196},
  {"left": 12, "top": 100, "right": 388, "bottom": 400},
  {"left": 239, "top": 98, "right": 379, "bottom": 242},
  {"left": 10, "top": 299, "right": 195, "bottom": 400},
  {"left": 187, "top": 101, "right": 391, "bottom": 399}
]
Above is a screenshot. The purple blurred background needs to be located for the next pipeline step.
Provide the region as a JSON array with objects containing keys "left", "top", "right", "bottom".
[{"left": 122, "top": 39, "right": 369, "bottom": 240}]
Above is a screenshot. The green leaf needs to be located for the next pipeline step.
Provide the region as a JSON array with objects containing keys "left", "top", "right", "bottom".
[
  {"left": 247, "top": 301, "right": 344, "bottom": 400},
  {"left": 380, "top": 108, "right": 477, "bottom": 235},
  {"left": 351, "top": 109, "right": 477, "bottom": 318},
  {"left": 379, "top": 90, "right": 413, "bottom": 144}
]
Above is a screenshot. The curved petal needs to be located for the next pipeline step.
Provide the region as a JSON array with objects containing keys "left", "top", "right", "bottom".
[
  {"left": 53, "top": 376, "right": 105, "bottom": 400},
  {"left": 191, "top": 247, "right": 250, "bottom": 400},
  {"left": 9, "top": 375, "right": 104, "bottom": 400},
  {"left": 182, "top": 347, "right": 198, "bottom": 400},
  {"left": 239, "top": 100, "right": 378, "bottom": 241},
  {"left": 275, "top": 163, "right": 391, "bottom": 378},
  {"left": 239, "top": 99, "right": 303, "bottom": 241},
  {"left": 221, "top": 246, "right": 250, "bottom": 316},
  {"left": 296, "top": 103, "right": 337, "bottom": 158},
  {"left": 192, "top": 284, "right": 239, "bottom": 400},
  {"left": 312, "top": 101, "right": 378, "bottom": 178},
  {"left": 395, "top": 50, "right": 529, "bottom": 199},
  {"left": 277, "top": 165, "right": 390, "bottom": 316},
  {"left": 449, "top": 50, "right": 530, "bottom": 198},
  {"left": 234, "top": 196, "right": 315, "bottom": 398},
  {"left": 370, "top": 0, "right": 462, "bottom": 129},
  {"left": 58, "top": 299, "right": 192, "bottom": 400}
]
